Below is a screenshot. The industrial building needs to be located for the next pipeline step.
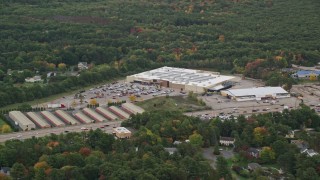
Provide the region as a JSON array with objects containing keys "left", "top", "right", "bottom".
[
  {"left": 291, "top": 70, "right": 320, "bottom": 79},
  {"left": 40, "top": 111, "right": 65, "bottom": 127},
  {"left": 221, "top": 87, "right": 290, "bottom": 101},
  {"left": 9, "top": 111, "right": 36, "bottom": 131},
  {"left": 121, "top": 103, "right": 145, "bottom": 115},
  {"left": 55, "top": 110, "right": 79, "bottom": 125},
  {"left": 74, "top": 112, "right": 93, "bottom": 124},
  {"left": 113, "top": 127, "right": 131, "bottom": 139},
  {"left": 83, "top": 108, "right": 106, "bottom": 122},
  {"left": 96, "top": 107, "right": 118, "bottom": 120},
  {"left": 109, "top": 106, "right": 130, "bottom": 119},
  {"left": 126, "top": 66, "right": 235, "bottom": 93},
  {"left": 26, "top": 112, "right": 50, "bottom": 128}
]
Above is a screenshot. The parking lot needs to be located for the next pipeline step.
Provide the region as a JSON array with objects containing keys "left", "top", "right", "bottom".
[
  {"left": 36, "top": 80, "right": 181, "bottom": 109},
  {"left": 186, "top": 95, "right": 300, "bottom": 120},
  {"left": 186, "top": 76, "right": 303, "bottom": 119}
]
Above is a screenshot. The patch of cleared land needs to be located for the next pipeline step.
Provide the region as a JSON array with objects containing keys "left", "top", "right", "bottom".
[{"left": 136, "top": 96, "right": 211, "bottom": 112}]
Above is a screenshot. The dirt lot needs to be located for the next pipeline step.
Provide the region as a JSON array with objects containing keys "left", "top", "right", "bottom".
[{"left": 291, "top": 84, "right": 320, "bottom": 106}]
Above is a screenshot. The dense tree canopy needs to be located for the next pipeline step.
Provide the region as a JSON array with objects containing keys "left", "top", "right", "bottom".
[{"left": 0, "top": 0, "right": 319, "bottom": 107}]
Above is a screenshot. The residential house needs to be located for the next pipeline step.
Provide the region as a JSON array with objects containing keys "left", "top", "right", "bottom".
[
  {"left": 219, "top": 136, "right": 235, "bottom": 146},
  {"left": 0, "top": 167, "right": 10, "bottom": 176},
  {"left": 291, "top": 139, "right": 319, "bottom": 157},
  {"left": 25, "top": 75, "right": 42, "bottom": 83},
  {"left": 291, "top": 140, "right": 308, "bottom": 150},
  {"left": 301, "top": 148, "right": 319, "bottom": 157},
  {"left": 164, "top": 148, "right": 178, "bottom": 155},
  {"left": 47, "top": 72, "right": 57, "bottom": 78},
  {"left": 247, "top": 148, "right": 261, "bottom": 158},
  {"left": 248, "top": 163, "right": 261, "bottom": 171},
  {"left": 78, "top": 62, "right": 88, "bottom": 71}
]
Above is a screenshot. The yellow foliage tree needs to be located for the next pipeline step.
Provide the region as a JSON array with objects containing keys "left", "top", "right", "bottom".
[
  {"left": 274, "top": 56, "right": 283, "bottom": 61},
  {"left": 129, "top": 95, "right": 136, "bottom": 102},
  {"left": 34, "top": 161, "right": 50, "bottom": 170},
  {"left": 218, "top": 35, "right": 225, "bottom": 42},
  {"left": 71, "top": 100, "right": 77, "bottom": 108},
  {"left": 47, "top": 63, "right": 56, "bottom": 70},
  {"left": 90, "top": 99, "right": 98, "bottom": 106},
  {"left": 310, "top": 74, "right": 317, "bottom": 81},
  {"left": 253, "top": 127, "right": 268, "bottom": 144},
  {"left": 1, "top": 124, "right": 12, "bottom": 133},
  {"left": 57, "top": 63, "right": 67, "bottom": 71}
]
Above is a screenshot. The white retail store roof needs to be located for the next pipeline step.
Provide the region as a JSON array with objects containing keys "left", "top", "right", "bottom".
[
  {"left": 129, "top": 66, "right": 234, "bottom": 88},
  {"left": 225, "top": 87, "right": 288, "bottom": 97}
]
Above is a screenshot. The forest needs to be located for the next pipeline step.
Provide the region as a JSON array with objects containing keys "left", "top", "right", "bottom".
[
  {"left": 1, "top": 106, "right": 320, "bottom": 179},
  {"left": 0, "top": 0, "right": 319, "bottom": 107}
]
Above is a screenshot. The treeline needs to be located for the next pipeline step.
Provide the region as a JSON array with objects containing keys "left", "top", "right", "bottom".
[
  {"left": 0, "top": 65, "right": 119, "bottom": 108},
  {"left": 1, "top": 0, "right": 319, "bottom": 73}
]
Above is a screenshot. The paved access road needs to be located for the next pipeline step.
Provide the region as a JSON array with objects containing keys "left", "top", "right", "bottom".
[{"left": 0, "top": 121, "right": 122, "bottom": 143}]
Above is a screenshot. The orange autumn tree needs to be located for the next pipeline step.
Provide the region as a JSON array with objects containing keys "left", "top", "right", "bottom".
[
  {"left": 79, "top": 147, "right": 92, "bottom": 157},
  {"left": 244, "top": 59, "right": 265, "bottom": 78}
]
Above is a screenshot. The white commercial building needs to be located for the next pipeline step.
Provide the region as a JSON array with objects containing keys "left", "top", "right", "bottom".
[
  {"left": 9, "top": 111, "right": 36, "bottom": 131},
  {"left": 221, "top": 87, "right": 290, "bottom": 101},
  {"left": 113, "top": 127, "right": 131, "bottom": 139},
  {"left": 126, "top": 67, "right": 235, "bottom": 93}
]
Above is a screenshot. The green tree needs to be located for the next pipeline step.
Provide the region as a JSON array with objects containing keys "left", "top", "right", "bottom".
[
  {"left": 216, "top": 156, "right": 232, "bottom": 179},
  {"left": 213, "top": 144, "right": 220, "bottom": 155},
  {"left": 10, "top": 163, "right": 27, "bottom": 180},
  {"left": 259, "top": 147, "right": 275, "bottom": 164},
  {"left": 189, "top": 133, "right": 204, "bottom": 148},
  {"left": 34, "top": 168, "right": 46, "bottom": 180},
  {"left": 299, "top": 167, "right": 319, "bottom": 180}
]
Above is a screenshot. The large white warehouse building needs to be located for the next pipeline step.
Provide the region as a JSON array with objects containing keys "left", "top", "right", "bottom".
[
  {"left": 126, "top": 67, "right": 235, "bottom": 93},
  {"left": 221, "top": 87, "right": 290, "bottom": 101}
]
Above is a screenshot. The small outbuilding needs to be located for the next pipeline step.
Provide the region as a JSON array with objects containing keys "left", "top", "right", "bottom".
[{"left": 113, "top": 127, "right": 131, "bottom": 139}]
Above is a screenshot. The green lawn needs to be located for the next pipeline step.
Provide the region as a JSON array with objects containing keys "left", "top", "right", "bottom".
[
  {"left": 0, "top": 118, "right": 6, "bottom": 126},
  {"left": 137, "top": 96, "right": 211, "bottom": 112}
]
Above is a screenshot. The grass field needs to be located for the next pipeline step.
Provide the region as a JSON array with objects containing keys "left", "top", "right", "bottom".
[
  {"left": 0, "top": 118, "right": 6, "bottom": 126},
  {"left": 137, "top": 96, "right": 211, "bottom": 112}
]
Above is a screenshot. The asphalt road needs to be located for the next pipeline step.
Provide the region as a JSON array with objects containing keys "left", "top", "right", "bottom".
[{"left": 0, "top": 120, "right": 122, "bottom": 143}]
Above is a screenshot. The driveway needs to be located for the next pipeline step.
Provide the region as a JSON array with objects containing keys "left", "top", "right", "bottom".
[{"left": 202, "top": 147, "right": 235, "bottom": 168}]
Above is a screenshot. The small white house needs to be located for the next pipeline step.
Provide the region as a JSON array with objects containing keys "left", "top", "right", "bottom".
[
  {"left": 25, "top": 75, "right": 42, "bottom": 83},
  {"left": 219, "top": 136, "right": 235, "bottom": 146},
  {"left": 78, "top": 62, "right": 88, "bottom": 71}
]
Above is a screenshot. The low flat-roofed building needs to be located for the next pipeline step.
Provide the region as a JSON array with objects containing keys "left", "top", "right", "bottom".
[
  {"left": 126, "top": 66, "right": 234, "bottom": 93},
  {"left": 221, "top": 87, "right": 290, "bottom": 101},
  {"left": 26, "top": 112, "right": 50, "bottom": 128},
  {"left": 121, "top": 103, "right": 145, "bottom": 115},
  {"left": 9, "top": 111, "right": 36, "bottom": 131},
  {"left": 113, "top": 127, "right": 131, "bottom": 139},
  {"left": 292, "top": 70, "right": 320, "bottom": 79},
  {"left": 109, "top": 106, "right": 130, "bottom": 119}
]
